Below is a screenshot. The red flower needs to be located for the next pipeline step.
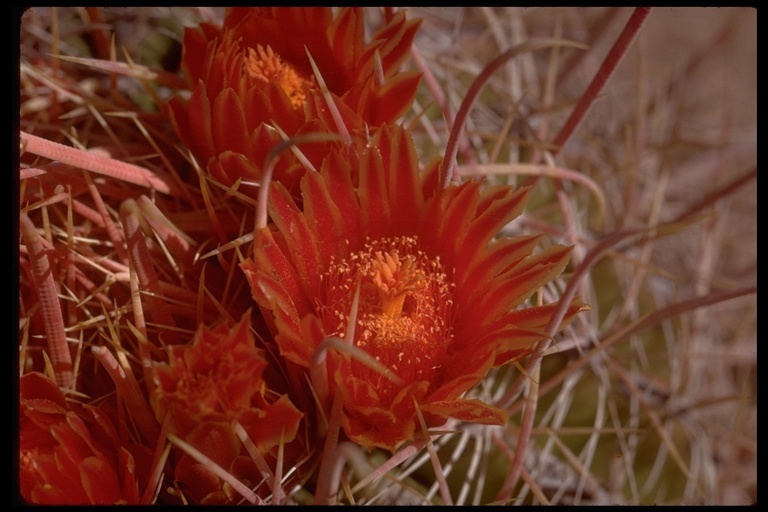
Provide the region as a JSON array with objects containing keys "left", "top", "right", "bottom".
[
  {"left": 223, "top": 7, "right": 422, "bottom": 126},
  {"left": 19, "top": 372, "right": 143, "bottom": 504},
  {"left": 241, "top": 124, "right": 588, "bottom": 451},
  {"left": 166, "top": 7, "right": 421, "bottom": 189},
  {"left": 150, "top": 311, "right": 303, "bottom": 503}
]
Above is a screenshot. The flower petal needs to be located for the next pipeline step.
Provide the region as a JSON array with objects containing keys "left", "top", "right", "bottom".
[
  {"left": 211, "top": 88, "right": 249, "bottom": 156},
  {"left": 420, "top": 397, "right": 507, "bottom": 425},
  {"left": 374, "top": 124, "right": 425, "bottom": 234},
  {"left": 301, "top": 167, "right": 347, "bottom": 264},
  {"left": 79, "top": 456, "right": 124, "bottom": 504},
  {"left": 493, "top": 298, "right": 590, "bottom": 365},
  {"left": 369, "top": 71, "right": 422, "bottom": 125},
  {"left": 186, "top": 82, "right": 217, "bottom": 163},
  {"left": 359, "top": 143, "right": 392, "bottom": 238}
]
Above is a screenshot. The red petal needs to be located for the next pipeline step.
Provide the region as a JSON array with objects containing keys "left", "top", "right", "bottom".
[
  {"left": 457, "top": 234, "right": 544, "bottom": 305},
  {"left": 301, "top": 168, "right": 346, "bottom": 265},
  {"left": 374, "top": 124, "right": 424, "bottom": 234},
  {"left": 421, "top": 180, "right": 479, "bottom": 267},
  {"left": 174, "top": 455, "right": 222, "bottom": 503},
  {"left": 49, "top": 414, "right": 93, "bottom": 467},
  {"left": 165, "top": 96, "right": 194, "bottom": 154},
  {"left": 182, "top": 24, "right": 219, "bottom": 86},
  {"left": 268, "top": 183, "right": 322, "bottom": 293},
  {"left": 208, "top": 151, "right": 260, "bottom": 186},
  {"left": 22, "top": 451, "right": 89, "bottom": 504},
  {"left": 430, "top": 345, "right": 496, "bottom": 400},
  {"left": 227, "top": 8, "right": 334, "bottom": 87},
  {"left": 79, "top": 456, "right": 123, "bottom": 504},
  {"left": 370, "top": 12, "right": 422, "bottom": 76},
  {"left": 244, "top": 231, "right": 306, "bottom": 315},
  {"left": 185, "top": 421, "right": 241, "bottom": 469},
  {"left": 359, "top": 143, "right": 391, "bottom": 238},
  {"left": 319, "top": 150, "right": 362, "bottom": 247},
  {"left": 370, "top": 71, "right": 422, "bottom": 125},
  {"left": 455, "top": 185, "right": 531, "bottom": 279},
  {"left": 338, "top": 379, "right": 429, "bottom": 451},
  {"left": 237, "top": 394, "right": 303, "bottom": 452},
  {"left": 264, "top": 81, "right": 305, "bottom": 133},
  {"left": 251, "top": 272, "right": 309, "bottom": 365},
  {"left": 492, "top": 298, "right": 590, "bottom": 365},
  {"left": 420, "top": 398, "right": 506, "bottom": 425},
  {"left": 329, "top": 8, "right": 364, "bottom": 76},
  {"left": 117, "top": 447, "right": 140, "bottom": 504},
  {"left": 20, "top": 372, "right": 67, "bottom": 407},
  {"left": 469, "top": 244, "right": 573, "bottom": 320},
  {"left": 211, "top": 88, "right": 249, "bottom": 156},
  {"left": 186, "top": 82, "right": 217, "bottom": 163}
]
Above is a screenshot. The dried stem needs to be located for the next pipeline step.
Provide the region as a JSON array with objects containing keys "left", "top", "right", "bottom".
[
  {"left": 548, "top": 7, "right": 652, "bottom": 158},
  {"left": 305, "top": 47, "right": 352, "bottom": 145},
  {"left": 21, "top": 131, "right": 173, "bottom": 194},
  {"left": 438, "top": 38, "right": 587, "bottom": 189},
  {"left": 91, "top": 345, "right": 160, "bottom": 444},
  {"left": 495, "top": 363, "right": 541, "bottom": 502},
  {"left": 167, "top": 434, "right": 261, "bottom": 504},
  {"left": 19, "top": 213, "right": 73, "bottom": 389},
  {"left": 120, "top": 200, "right": 176, "bottom": 341}
]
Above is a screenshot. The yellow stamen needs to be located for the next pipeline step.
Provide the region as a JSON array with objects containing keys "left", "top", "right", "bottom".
[
  {"left": 244, "top": 44, "right": 313, "bottom": 109},
  {"left": 370, "top": 250, "right": 424, "bottom": 319},
  {"left": 319, "top": 237, "right": 455, "bottom": 390}
]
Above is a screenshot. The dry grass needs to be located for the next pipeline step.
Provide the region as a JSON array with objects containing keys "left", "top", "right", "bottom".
[
  {"left": 406, "top": 7, "right": 756, "bottom": 505},
  {"left": 17, "top": 7, "right": 756, "bottom": 505}
]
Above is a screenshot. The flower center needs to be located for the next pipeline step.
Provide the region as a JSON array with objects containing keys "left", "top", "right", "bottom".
[
  {"left": 319, "top": 237, "right": 455, "bottom": 385},
  {"left": 244, "top": 44, "right": 313, "bottom": 109}
]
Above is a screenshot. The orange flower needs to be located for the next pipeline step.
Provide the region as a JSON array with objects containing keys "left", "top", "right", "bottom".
[
  {"left": 19, "top": 372, "right": 143, "bottom": 504},
  {"left": 223, "top": 8, "right": 422, "bottom": 125},
  {"left": 150, "top": 311, "right": 303, "bottom": 503},
  {"left": 167, "top": 7, "right": 421, "bottom": 189},
  {"left": 241, "top": 125, "right": 587, "bottom": 451}
]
